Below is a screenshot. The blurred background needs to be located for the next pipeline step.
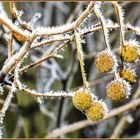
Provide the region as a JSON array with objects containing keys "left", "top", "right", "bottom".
[{"left": 0, "top": 1, "right": 140, "bottom": 138}]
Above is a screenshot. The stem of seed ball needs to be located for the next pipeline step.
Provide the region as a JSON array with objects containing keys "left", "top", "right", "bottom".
[
  {"left": 112, "top": 2, "right": 125, "bottom": 47},
  {"left": 113, "top": 2, "right": 125, "bottom": 69},
  {"left": 75, "top": 30, "right": 89, "bottom": 90},
  {"left": 93, "top": 3, "right": 110, "bottom": 49}
]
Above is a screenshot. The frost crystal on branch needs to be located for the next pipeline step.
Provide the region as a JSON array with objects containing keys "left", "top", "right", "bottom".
[
  {"left": 126, "top": 23, "right": 140, "bottom": 35},
  {"left": 35, "top": 22, "right": 75, "bottom": 36}
]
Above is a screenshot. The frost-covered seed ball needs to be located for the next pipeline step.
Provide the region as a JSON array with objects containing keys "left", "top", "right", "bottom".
[
  {"left": 86, "top": 101, "right": 106, "bottom": 122},
  {"left": 73, "top": 90, "right": 93, "bottom": 110}
]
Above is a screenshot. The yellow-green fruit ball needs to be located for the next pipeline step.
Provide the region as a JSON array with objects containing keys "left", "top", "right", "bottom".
[
  {"left": 73, "top": 90, "right": 92, "bottom": 110},
  {"left": 120, "top": 44, "right": 139, "bottom": 63},
  {"left": 95, "top": 52, "right": 114, "bottom": 72},
  {"left": 106, "top": 80, "right": 127, "bottom": 102},
  {"left": 118, "top": 69, "right": 136, "bottom": 83},
  {"left": 86, "top": 102, "right": 105, "bottom": 122}
]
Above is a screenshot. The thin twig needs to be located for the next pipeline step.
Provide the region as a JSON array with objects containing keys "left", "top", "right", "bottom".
[
  {"left": 112, "top": 2, "right": 125, "bottom": 46},
  {"left": 0, "top": 87, "right": 15, "bottom": 126},
  {"left": 112, "top": 2, "right": 125, "bottom": 69},
  {"left": 36, "top": 2, "right": 94, "bottom": 36},
  {"left": 94, "top": 2, "right": 110, "bottom": 49},
  {"left": 20, "top": 39, "right": 71, "bottom": 72},
  {"left": 75, "top": 31, "right": 88, "bottom": 89},
  {"left": 8, "top": 2, "right": 14, "bottom": 58}
]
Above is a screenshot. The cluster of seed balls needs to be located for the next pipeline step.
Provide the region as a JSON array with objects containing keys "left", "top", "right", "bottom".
[
  {"left": 73, "top": 89, "right": 107, "bottom": 122},
  {"left": 95, "top": 40, "right": 139, "bottom": 102},
  {"left": 72, "top": 40, "right": 139, "bottom": 122}
]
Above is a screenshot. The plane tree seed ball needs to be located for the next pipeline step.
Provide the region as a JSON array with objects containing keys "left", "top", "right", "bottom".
[
  {"left": 120, "top": 40, "right": 140, "bottom": 63},
  {"left": 95, "top": 49, "right": 117, "bottom": 73},
  {"left": 106, "top": 79, "right": 131, "bottom": 102},
  {"left": 118, "top": 69, "right": 136, "bottom": 83},
  {"left": 86, "top": 101, "right": 106, "bottom": 122},
  {"left": 73, "top": 90, "right": 93, "bottom": 110}
]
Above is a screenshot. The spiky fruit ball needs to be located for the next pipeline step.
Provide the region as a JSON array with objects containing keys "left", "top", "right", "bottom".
[
  {"left": 106, "top": 79, "right": 131, "bottom": 102},
  {"left": 120, "top": 41, "right": 139, "bottom": 63},
  {"left": 86, "top": 101, "right": 106, "bottom": 122},
  {"left": 95, "top": 49, "right": 117, "bottom": 73},
  {"left": 118, "top": 69, "right": 136, "bottom": 83},
  {"left": 73, "top": 90, "right": 93, "bottom": 110}
]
